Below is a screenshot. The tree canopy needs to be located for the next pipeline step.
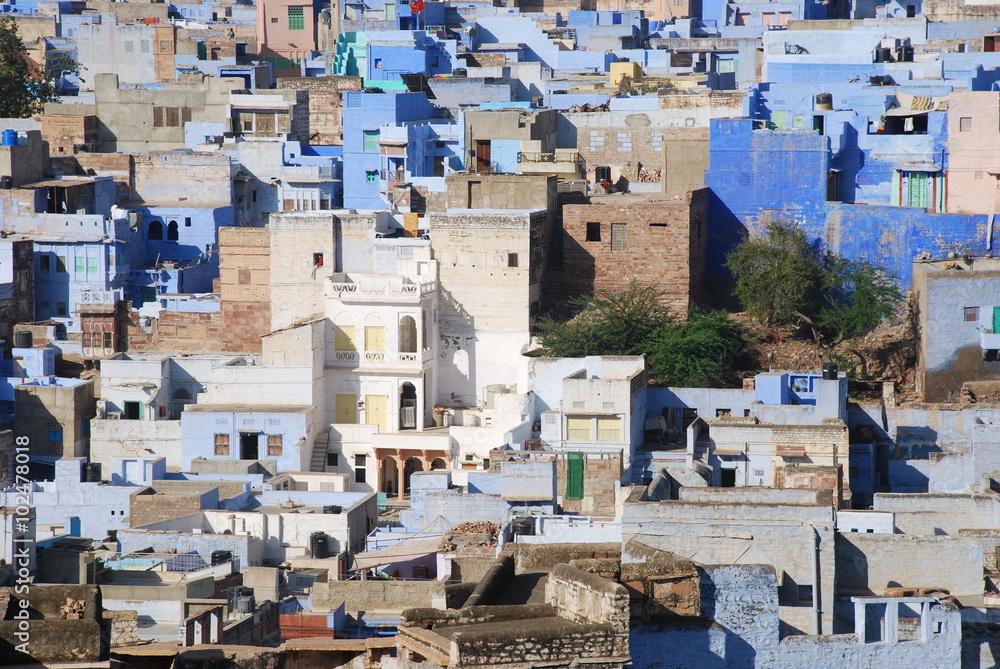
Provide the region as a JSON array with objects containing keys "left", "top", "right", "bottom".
[
  {"left": 0, "top": 17, "right": 67, "bottom": 118},
  {"left": 725, "top": 221, "right": 902, "bottom": 342},
  {"left": 535, "top": 283, "right": 746, "bottom": 387}
]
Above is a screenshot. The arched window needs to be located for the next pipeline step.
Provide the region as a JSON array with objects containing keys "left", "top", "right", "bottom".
[
  {"left": 167, "top": 220, "right": 179, "bottom": 241},
  {"left": 148, "top": 220, "right": 163, "bottom": 240}
]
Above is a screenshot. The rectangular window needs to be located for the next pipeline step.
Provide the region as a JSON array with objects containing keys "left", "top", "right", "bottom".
[
  {"left": 965, "top": 306, "right": 980, "bottom": 322},
  {"left": 565, "top": 452, "right": 584, "bottom": 500},
  {"left": 75, "top": 256, "right": 85, "bottom": 275},
  {"left": 125, "top": 41, "right": 134, "bottom": 53},
  {"left": 354, "top": 453, "right": 366, "bottom": 483},
  {"left": 56, "top": 301, "right": 67, "bottom": 316},
  {"left": 327, "top": 452, "right": 339, "bottom": 467},
  {"left": 166, "top": 107, "right": 180, "bottom": 127},
  {"left": 160, "top": 40, "right": 172, "bottom": 53},
  {"left": 363, "top": 130, "right": 378, "bottom": 151},
  {"left": 103, "top": 332, "right": 112, "bottom": 348},
  {"left": 335, "top": 325, "right": 356, "bottom": 350},
  {"left": 597, "top": 417, "right": 622, "bottom": 442},
  {"left": 960, "top": 117, "right": 973, "bottom": 132},
  {"left": 365, "top": 326, "right": 385, "bottom": 352},
  {"left": 566, "top": 416, "right": 592, "bottom": 441},
  {"left": 214, "top": 433, "right": 230, "bottom": 455},
  {"left": 87, "top": 257, "right": 98, "bottom": 276},
  {"left": 611, "top": 223, "right": 626, "bottom": 251},
  {"left": 288, "top": 5, "right": 305, "bottom": 29},
  {"left": 762, "top": 11, "right": 774, "bottom": 25},
  {"left": 153, "top": 107, "right": 164, "bottom": 128},
  {"left": 977, "top": 171, "right": 985, "bottom": 180},
  {"left": 40, "top": 255, "right": 50, "bottom": 272},
  {"left": 140, "top": 40, "right": 150, "bottom": 53},
  {"left": 586, "top": 222, "right": 601, "bottom": 242},
  {"left": 267, "top": 434, "right": 283, "bottom": 456},
  {"left": 508, "top": 253, "right": 518, "bottom": 268},
  {"left": 366, "top": 170, "right": 378, "bottom": 183}
]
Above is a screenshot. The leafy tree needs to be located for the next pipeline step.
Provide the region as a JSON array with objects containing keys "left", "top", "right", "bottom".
[
  {"left": 648, "top": 310, "right": 746, "bottom": 387},
  {"left": 536, "top": 282, "right": 673, "bottom": 358},
  {"left": 817, "top": 258, "right": 902, "bottom": 342},
  {"left": 0, "top": 17, "right": 67, "bottom": 118},
  {"left": 726, "top": 221, "right": 902, "bottom": 342},
  {"left": 725, "top": 221, "right": 825, "bottom": 326},
  {"left": 536, "top": 283, "right": 747, "bottom": 387}
]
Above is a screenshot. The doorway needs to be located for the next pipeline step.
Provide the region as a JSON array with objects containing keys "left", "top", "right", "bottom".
[
  {"left": 720, "top": 468, "right": 737, "bottom": 488},
  {"left": 475, "top": 141, "right": 491, "bottom": 173},
  {"left": 240, "top": 433, "right": 260, "bottom": 460},
  {"left": 400, "top": 383, "right": 417, "bottom": 430},
  {"left": 403, "top": 457, "right": 424, "bottom": 493}
]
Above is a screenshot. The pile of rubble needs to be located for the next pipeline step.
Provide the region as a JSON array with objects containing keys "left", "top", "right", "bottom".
[
  {"left": 438, "top": 521, "right": 500, "bottom": 552},
  {"left": 60, "top": 597, "right": 86, "bottom": 620}
]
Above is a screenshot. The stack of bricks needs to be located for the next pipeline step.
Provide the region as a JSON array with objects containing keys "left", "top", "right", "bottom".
[{"left": 60, "top": 597, "right": 86, "bottom": 620}]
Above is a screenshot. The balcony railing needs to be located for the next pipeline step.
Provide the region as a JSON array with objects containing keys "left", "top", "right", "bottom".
[
  {"left": 981, "top": 330, "right": 1000, "bottom": 351},
  {"left": 330, "top": 350, "right": 425, "bottom": 367},
  {"left": 517, "top": 151, "right": 582, "bottom": 165},
  {"left": 328, "top": 278, "right": 436, "bottom": 302}
]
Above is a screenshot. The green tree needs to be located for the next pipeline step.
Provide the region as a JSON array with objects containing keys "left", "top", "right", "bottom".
[
  {"left": 536, "top": 282, "right": 672, "bottom": 358},
  {"left": 536, "top": 284, "right": 747, "bottom": 387},
  {"left": 817, "top": 258, "right": 902, "bottom": 342},
  {"left": 648, "top": 310, "right": 746, "bottom": 387},
  {"left": 725, "top": 221, "right": 826, "bottom": 326},
  {"left": 0, "top": 17, "right": 66, "bottom": 118}
]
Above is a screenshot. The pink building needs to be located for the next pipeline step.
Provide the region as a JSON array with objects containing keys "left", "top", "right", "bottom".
[
  {"left": 257, "top": 0, "right": 318, "bottom": 77},
  {"left": 946, "top": 91, "right": 1000, "bottom": 215}
]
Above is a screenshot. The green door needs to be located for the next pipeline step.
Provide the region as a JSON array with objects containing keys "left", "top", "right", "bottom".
[
  {"left": 907, "top": 171, "right": 928, "bottom": 208},
  {"left": 993, "top": 307, "right": 1000, "bottom": 334}
]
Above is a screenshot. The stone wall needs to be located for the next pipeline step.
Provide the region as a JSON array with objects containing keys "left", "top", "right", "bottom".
[
  {"left": 555, "top": 451, "right": 621, "bottom": 515},
  {"left": 514, "top": 542, "right": 621, "bottom": 573},
  {"left": 546, "top": 564, "right": 628, "bottom": 655},
  {"left": 129, "top": 492, "right": 207, "bottom": 529},
  {"left": 276, "top": 76, "right": 363, "bottom": 146},
  {"left": 836, "top": 533, "right": 984, "bottom": 598},
  {"left": 104, "top": 609, "right": 139, "bottom": 647},
  {"left": 311, "top": 579, "right": 447, "bottom": 614},
  {"left": 559, "top": 191, "right": 708, "bottom": 316}
]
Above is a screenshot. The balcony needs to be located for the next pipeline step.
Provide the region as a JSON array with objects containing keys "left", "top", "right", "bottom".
[
  {"left": 328, "top": 275, "right": 436, "bottom": 303},
  {"left": 517, "top": 151, "right": 583, "bottom": 177},
  {"left": 328, "top": 349, "right": 426, "bottom": 369},
  {"left": 982, "top": 330, "right": 1000, "bottom": 352}
]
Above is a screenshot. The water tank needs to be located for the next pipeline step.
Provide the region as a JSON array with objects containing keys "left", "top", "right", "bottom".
[
  {"left": 211, "top": 550, "right": 232, "bottom": 565},
  {"left": 227, "top": 586, "right": 253, "bottom": 609},
  {"left": 511, "top": 517, "right": 535, "bottom": 536},
  {"left": 235, "top": 595, "right": 256, "bottom": 614},
  {"left": 822, "top": 362, "right": 839, "bottom": 381},
  {"left": 14, "top": 331, "right": 31, "bottom": 348},
  {"left": 452, "top": 68, "right": 467, "bottom": 78},
  {"left": 0, "top": 175, "right": 12, "bottom": 189},
  {"left": 595, "top": 166, "right": 612, "bottom": 183},
  {"left": 1, "top": 130, "right": 17, "bottom": 146},
  {"left": 323, "top": 505, "right": 342, "bottom": 514},
  {"left": 82, "top": 462, "right": 102, "bottom": 483},
  {"left": 311, "top": 531, "right": 330, "bottom": 559},
  {"left": 814, "top": 92, "right": 832, "bottom": 110}
]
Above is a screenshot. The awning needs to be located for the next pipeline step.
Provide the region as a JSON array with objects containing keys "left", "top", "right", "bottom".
[
  {"left": 713, "top": 446, "right": 745, "bottom": 456},
  {"left": 350, "top": 537, "right": 442, "bottom": 571},
  {"left": 896, "top": 162, "right": 941, "bottom": 172},
  {"left": 885, "top": 91, "right": 948, "bottom": 116}
]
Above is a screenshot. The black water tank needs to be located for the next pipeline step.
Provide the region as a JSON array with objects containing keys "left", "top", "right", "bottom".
[
  {"left": 235, "top": 595, "right": 256, "bottom": 614},
  {"left": 822, "top": 362, "right": 839, "bottom": 380},
  {"left": 83, "top": 462, "right": 102, "bottom": 483},
  {"left": 311, "top": 531, "right": 330, "bottom": 559},
  {"left": 323, "top": 504, "right": 342, "bottom": 514},
  {"left": 14, "top": 331, "right": 31, "bottom": 348},
  {"left": 512, "top": 517, "right": 535, "bottom": 536},
  {"left": 211, "top": 550, "right": 232, "bottom": 565},
  {"left": 595, "top": 166, "right": 611, "bottom": 183}
]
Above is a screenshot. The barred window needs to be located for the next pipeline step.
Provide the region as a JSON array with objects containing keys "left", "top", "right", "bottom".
[
  {"left": 611, "top": 223, "right": 627, "bottom": 251},
  {"left": 214, "top": 433, "right": 230, "bottom": 456},
  {"left": 267, "top": 434, "right": 283, "bottom": 456},
  {"left": 288, "top": 6, "right": 304, "bottom": 29}
]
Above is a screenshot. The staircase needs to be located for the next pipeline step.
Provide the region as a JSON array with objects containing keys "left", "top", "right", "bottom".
[{"left": 310, "top": 430, "right": 330, "bottom": 472}]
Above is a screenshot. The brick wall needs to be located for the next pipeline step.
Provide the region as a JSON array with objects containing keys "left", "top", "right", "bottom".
[
  {"left": 555, "top": 452, "right": 621, "bottom": 515},
  {"left": 277, "top": 77, "right": 362, "bottom": 146},
  {"left": 41, "top": 114, "right": 98, "bottom": 155},
  {"left": 129, "top": 492, "right": 203, "bottom": 529},
  {"left": 559, "top": 190, "right": 708, "bottom": 315},
  {"left": 126, "top": 227, "right": 270, "bottom": 354}
]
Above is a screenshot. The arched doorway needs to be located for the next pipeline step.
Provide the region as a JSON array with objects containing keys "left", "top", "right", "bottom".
[
  {"left": 399, "top": 315, "right": 417, "bottom": 353},
  {"left": 382, "top": 457, "right": 399, "bottom": 497},
  {"left": 400, "top": 382, "right": 417, "bottom": 430},
  {"left": 170, "top": 388, "right": 192, "bottom": 420},
  {"left": 403, "top": 457, "right": 424, "bottom": 494},
  {"left": 430, "top": 458, "right": 447, "bottom": 471}
]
